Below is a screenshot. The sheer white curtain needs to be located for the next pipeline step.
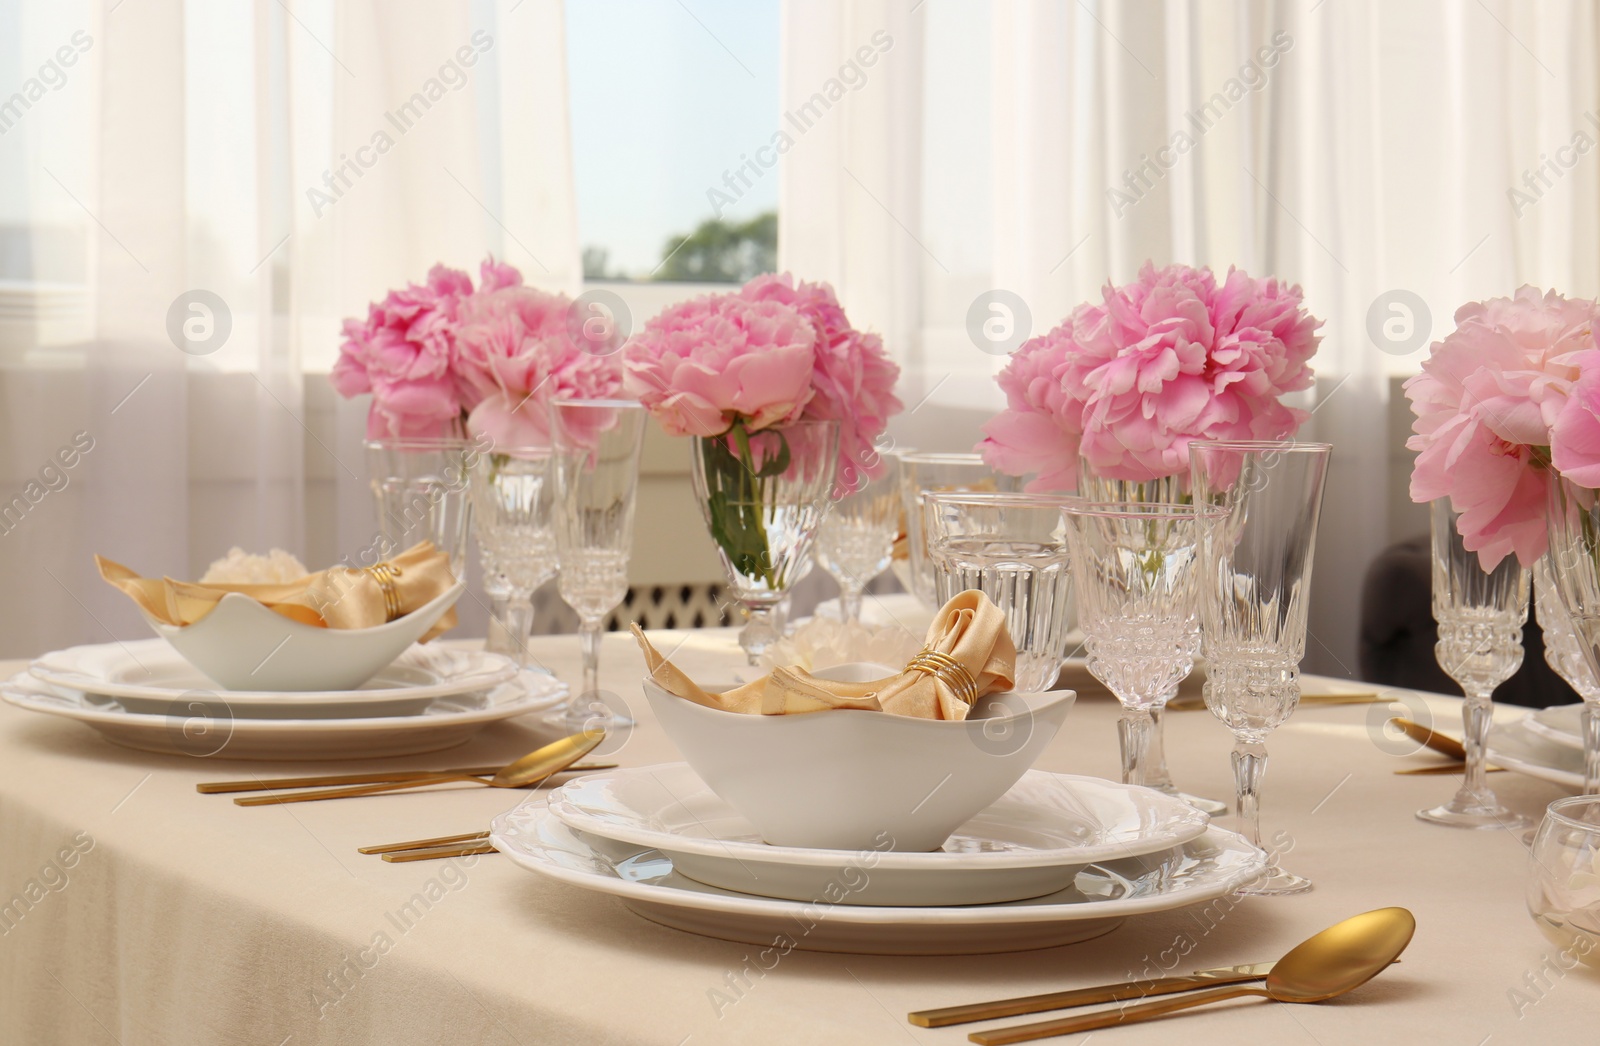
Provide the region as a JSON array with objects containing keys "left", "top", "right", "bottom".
[
  {"left": 0, "top": 0, "right": 578, "bottom": 657},
  {"left": 780, "top": 0, "right": 1600, "bottom": 677}
]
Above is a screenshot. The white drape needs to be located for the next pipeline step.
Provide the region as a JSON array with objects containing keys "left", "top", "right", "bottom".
[
  {"left": 0, "top": 0, "right": 578, "bottom": 657},
  {"left": 779, "top": 0, "right": 1600, "bottom": 677}
]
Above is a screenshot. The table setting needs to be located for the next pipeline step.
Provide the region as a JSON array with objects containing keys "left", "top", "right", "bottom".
[{"left": 4, "top": 262, "right": 1600, "bottom": 1046}]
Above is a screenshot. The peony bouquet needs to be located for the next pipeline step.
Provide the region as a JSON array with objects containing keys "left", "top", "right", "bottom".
[
  {"left": 624, "top": 274, "right": 901, "bottom": 590},
  {"left": 1404, "top": 286, "right": 1600, "bottom": 569},
  {"left": 331, "top": 257, "right": 622, "bottom": 447},
  {"left": 978, "top": 262, "right": 1322, "bottom": 490}
]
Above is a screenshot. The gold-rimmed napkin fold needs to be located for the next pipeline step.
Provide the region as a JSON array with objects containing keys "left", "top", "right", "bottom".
[
  {"left": 95, "top": 541, "right": 458, "bottom": 639},
  {"left": 633, "top": 590, "right": 1017, "bottom": 721}
]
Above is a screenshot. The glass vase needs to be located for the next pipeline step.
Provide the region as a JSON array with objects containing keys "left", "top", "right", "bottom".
[{"left": 691, "top": 420, "right": 839, "bottom": 664}]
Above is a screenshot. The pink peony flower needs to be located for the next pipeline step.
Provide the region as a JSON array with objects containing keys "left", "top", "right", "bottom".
[
  {"left": 455, "top": 283, "right": 623, "bottom": 449},
  {"left": 978, "top": 262, "right": 1321, "bottom": 490},
  {"left": 1552, "top": 349, "right": 1600, "bottom": 489},
  {"left": 331, "top": 264, "right": 476, "bottom": 439},
  {"left": 624, "top": 294, "right": 818, "bottom": 438},
  {"left": 1404, "top": 286, "right": 1600, "bottom": 569},
  {"left": 739, "top": 273, "right": 903, "bottom": 490}
]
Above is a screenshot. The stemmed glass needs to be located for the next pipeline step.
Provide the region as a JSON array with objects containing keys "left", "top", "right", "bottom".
[
  {"left": 1534, "top": 556, "right": 1600, "bottom": 794},
  {"left": 1061, "top": 502, "right": 1218, "bottom": 787},
  {"left": 1191, "top": 441, "right": 1330, "bottom": 893},
  {"left": 815, "top": 461, "right": 900, "bottom": 626},
  {"left": 549, "top": 400, "right": 647, "bottom": 729},
  {"left": 1417, "top": 498, "right": 1531, "bottom": 829},
  {"left": 923, "top": 492, "right": 1075, "bottom": 692},
  {"left": 467, "top": 446, "right": 557, "bottom": 667},
  {"left": 1544, "top": 476, "right": 1600, "bottom": 797}
]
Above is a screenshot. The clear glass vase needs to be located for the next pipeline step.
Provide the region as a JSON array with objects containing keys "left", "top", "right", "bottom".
[{"left": 690, "top": 420, "right": 839, "bottom": 664}]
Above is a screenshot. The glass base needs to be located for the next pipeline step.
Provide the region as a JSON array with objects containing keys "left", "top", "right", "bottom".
[
  {"left": 1237, "top": 867, "right": 1313, "bottom": 896},
  {"left": 1416, "top": 803, "right": 1532, "bottom": 831},
  {"left": 543, "top": 695, "right": 636, "bottom": 733},
  {"left": 1150, "top": 780, "right": 1229, "bottom": 816}
]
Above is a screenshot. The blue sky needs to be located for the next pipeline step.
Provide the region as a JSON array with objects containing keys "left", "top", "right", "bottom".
[{"left": 565, "top": 0, "right": 780, "bottom": 277}]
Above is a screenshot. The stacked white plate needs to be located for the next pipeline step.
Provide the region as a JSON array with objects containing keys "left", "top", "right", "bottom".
[
  {"left": 490, "top": 763, "right": 1269, "bottom": 955},
  {"left": 2, "top": 639, "right": 567, "bottom": 759},
  {"left": 1489, "top": 704, "right": 1589, "bottom": 789}
]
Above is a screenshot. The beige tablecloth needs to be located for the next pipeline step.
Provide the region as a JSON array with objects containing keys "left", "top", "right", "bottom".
[{"left": 0, "top": 630, "right": 1592, "bottom": 1045}]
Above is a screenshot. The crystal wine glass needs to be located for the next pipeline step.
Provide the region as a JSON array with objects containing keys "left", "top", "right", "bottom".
[
  {"left": 1061, "top": 501, "right": 1217, "bottom": 787},
  {"left": 549, "top": 400, "right": 647, "bottom": 729},
  {"left": 1419, "top": 498, "right": 1530, "bottom": 830},
  {"left": 1075, "top": 455, "right": 1224, "bottom": 815},
  {"left": 1544, "top": 476, "right": 1600, "bottom": 797},
  {"left": 1528, "top": 795, "right": 1600, "bottom": 962},
  {"left": 1191, "top": 440, "right": 1330, "bottom": 894},
  {"left": 1534, "top": 556, "right": 1600, "bottom": 794},
  {"left": 923, "top": 492, "right": 1075, "bottom": 692},
  {"left": 467, "top": 446, "right": 557, "bottom": 667},
  {"left": 815, "top": 461, "right": 900, "bottom": 626}
]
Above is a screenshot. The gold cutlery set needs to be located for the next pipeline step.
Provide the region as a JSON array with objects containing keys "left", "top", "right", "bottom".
[
  {"left": 909, "top": 908, "right": 1414, "bottom": 1042},
  {"left": 197, "top": 730, "right": 609, "bottom": 862}
]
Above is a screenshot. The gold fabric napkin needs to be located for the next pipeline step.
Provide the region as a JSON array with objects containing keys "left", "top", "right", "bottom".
[
  {"left": 96, "top": 541, "right": 459, "bottom": 639},
  {"left": 633, "top": 590, "right": 1017, "bottom": 721}
]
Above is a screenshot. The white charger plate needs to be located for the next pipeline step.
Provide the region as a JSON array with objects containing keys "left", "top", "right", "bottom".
[
  {"left": 1, "top": 670, "right": 567, "bottom": 760},
  {"left": 1489, "top": 718, "right": 1584, "bottom": 789},
  {"left": 1521, "top": 703, "right": 1589, "bottom": 752},
  {"left": 30, "top": 640, "right": 518, "bottom": 717},
  {"left": 547, "top": 764, "right": 1209, "bottom": 906},
  {"left": 492, "top": 799, "right": 1266, "bottom": 955}
]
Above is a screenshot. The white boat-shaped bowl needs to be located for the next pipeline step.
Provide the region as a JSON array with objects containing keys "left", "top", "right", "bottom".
[
  {"left": 643, "top": 662, "right": 1075, "bottom": 852},
  {"left": 140, "top": 580, "right": 466, "bottom": 692}
]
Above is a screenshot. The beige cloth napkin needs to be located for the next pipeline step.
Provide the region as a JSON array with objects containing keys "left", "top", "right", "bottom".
[
  {"left": 633, "top": 590, "right": 1017, "bottom": 721},
  {"left": 95, "top": 541, "right": 459, "bottom": 639}
]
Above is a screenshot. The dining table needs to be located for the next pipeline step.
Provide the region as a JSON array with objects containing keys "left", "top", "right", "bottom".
[{"left": 0, "top": 625, "right": 1592, "bottom": 1045}]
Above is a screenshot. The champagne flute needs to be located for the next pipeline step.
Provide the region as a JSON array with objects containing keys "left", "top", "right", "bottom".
[
  {"left": 549, "top": 400, "right": 647, "bottom": 729},
  {"left": 1191, "top": 440, "right": 1330, "bottom": 893},
  {"left": 815, "top": 462, "right": 900, "bottom": 626},
  {"left": 467, "top": 446, "right": 557, "bottom": 666}
]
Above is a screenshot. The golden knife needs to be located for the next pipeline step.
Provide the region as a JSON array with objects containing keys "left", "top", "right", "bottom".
[
  {"left": 907, "top": 962, "right": 1277, "bottom": 1028},
  {"left": 1165, "top": 693, "right": 1379, "bottom": 713}
]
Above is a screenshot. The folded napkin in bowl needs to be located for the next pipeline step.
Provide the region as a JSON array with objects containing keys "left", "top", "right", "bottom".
[
  {"left": 633, "top": 589, "right": 1016, "bottom": 720},
  {"left": 95, "top": 541, "right": 458, "bottom": 639}
]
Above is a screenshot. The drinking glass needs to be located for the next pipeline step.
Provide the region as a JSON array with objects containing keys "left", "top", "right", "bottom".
[
  {"left": 1191, "top": 441, "right": 1330, "bottom": 894},
  {"left": 1061, "top": 502, "right": 1218, "bottom": 788},
  {"left": 923, "top": 492, "right": 1075, "bottom": 692},
  {"left": 549, "top": 400, "right": 647, "bottom": 729},
  {"left": 1417, "top": 499, "right": 1532, "bottom": 828},
  {"left": 815, "top": 461, "right": 900, "bottom": 626},
  {"left": 1535, "top": 555, "right": 1600, "bottom": 794},
  {"left": 364, "top": 437, "right": 475, "bottom": 579},
  {"left": 467, "top": 447, "right": 557, "bottom": 666},
  {"left": 1528, "top": 795, "right": 1600, "bottom": 964},
  {"left": 899, "top": 452, "right": 1017, "bottom": 607},
  {"left": 1076, "top": 456, "right": 1224, "bottom": 814},
  {"left": 691, "top": 420, "right": 839, "bottom": 664}
]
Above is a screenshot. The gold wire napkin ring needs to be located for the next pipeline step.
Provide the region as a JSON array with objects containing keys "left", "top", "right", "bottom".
[
  {"left": 366, "top": 562, "right": 404, "bottom": 622},
  {"left": 905, "top": 648, "right": 979, "bottom": 706}
]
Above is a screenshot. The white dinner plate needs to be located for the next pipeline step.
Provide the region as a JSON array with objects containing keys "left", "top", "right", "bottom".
[
  {"left": 30, "top": 640, "right": 519, "bottom": 717},
  {"left": 1489, "top": 718, "right": 1584, "bottom": 789},
  {"left": 547, "top": 764, "right": 1210, "bottom": 906},
  {"left": 1521, "top": 703, "right": 1588, "bottom": 751},
  {"left": 491, "top": 799, "right": 1267, "bottom": 955},
  {"left": 1, "top": 670, "right": 567, "bottom": 760}
]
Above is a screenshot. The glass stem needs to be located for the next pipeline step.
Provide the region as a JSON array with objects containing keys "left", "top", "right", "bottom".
[
  {"left": 1460, "top": 692, "right": 1494, "bottom": 803},
  {"left": 502, "top": 597, "right": 534, "bottom": 667},
  {"left": 484, "top": 592, "right": 514, "bottom": 655},
  {"left": 1232, "top": 740, "right": 1268, "bottom": 850},
  {"left": 579, "top": 618, "right": 603, "bottom": 708},
  {"left": 1117, "top": 708, "right": 1155, "bottom": 787},
  {"left": 1583, "top": 701, "right": 1600, "bottom": 796},
  {"left": 1145, "top": 702, "right": 1175, "bottom": 794},
  {"left": 839, "top": 582, "right": 864, "bottom": 626}
]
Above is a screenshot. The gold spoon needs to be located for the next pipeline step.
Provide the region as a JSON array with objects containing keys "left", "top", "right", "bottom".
[
  {"left": 235, "top": 731, "right": 605, "bottom": 806},
  {"left": 968, "top": 907, "right": 1415, "bottom": 1044}
]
